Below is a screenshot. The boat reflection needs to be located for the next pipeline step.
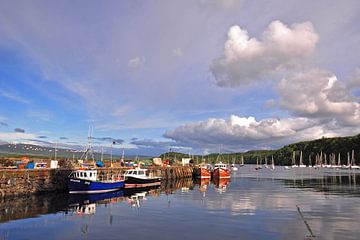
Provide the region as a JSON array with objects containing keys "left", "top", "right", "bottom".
[
  {"left": 125, "top": 186, "right": 161, "bottom": 208},
  {"left": 283, "top": 173, "right": 360, "bottom": 196},
  {"left": 194, "top": 178, "right": 210, "bottom": 197},
  {"left": 67, "top": 190, "right": 125, "bottom": 215},
  {"left": 213, "top": 178, "right": 230, "bottom": 194}
]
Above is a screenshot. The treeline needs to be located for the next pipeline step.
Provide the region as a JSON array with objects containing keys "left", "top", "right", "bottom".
[{"left": 159, "top": 134, "right": 360, "bottom": 165}]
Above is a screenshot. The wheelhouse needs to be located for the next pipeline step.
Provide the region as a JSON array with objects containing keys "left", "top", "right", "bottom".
[{"left": 69, "top": 170, "right": 97, "bottom": 181}]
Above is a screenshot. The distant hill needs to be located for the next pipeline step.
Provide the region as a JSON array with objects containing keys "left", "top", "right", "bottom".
[
  {"left": 159, "top": 133, "right": 360, "bottom": 165},
  {"left": 0, "top": 143, "right": 151, "bottom": 160},
  {"left": 273, "top": 134, "right": 360, "bottom": 165},
  {"left": 2, "top": 133, "right": 360, "bottom": 165}
]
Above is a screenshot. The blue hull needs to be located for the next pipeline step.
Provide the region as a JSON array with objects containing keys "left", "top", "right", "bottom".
[
  {"left": 68, "top": 178, "right": 125, "bottom": 194},
  {"left": 68, "top": 190, "right": 124, "bottom": 205}
]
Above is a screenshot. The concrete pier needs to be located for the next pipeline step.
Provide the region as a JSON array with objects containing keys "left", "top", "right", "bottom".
[{"left": 0, "top": 166, "right": 194, "bottom": 198}]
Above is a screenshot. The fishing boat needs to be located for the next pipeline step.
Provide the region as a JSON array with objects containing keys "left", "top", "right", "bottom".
[
  {"left": 68, "top": 127, "right": 125, "bottom": 194},
  {"left": 194, "top": 163, "right": 211, "bottom": 179},
  {"left": 123, "top": 167, "right": 162, "bottom": 188},
  {"left": 213, "top": 162, "right": 231, "bottom": 178},
  {"left": 68, "top": 169, "right": 125, "bottom": 194}
]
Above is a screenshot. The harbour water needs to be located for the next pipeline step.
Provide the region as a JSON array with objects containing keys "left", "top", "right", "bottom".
[{"left": 1, "top": 165, "right": 360, "bottom": 240}]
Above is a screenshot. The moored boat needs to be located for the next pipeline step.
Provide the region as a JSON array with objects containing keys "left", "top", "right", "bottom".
[
  {"left": 124, "top": 167, "right": 162, "bottom": 188},
  {"left": 213, "top": 162, "right": 231, "bottom": 179},
  {"left": 68, "top": 169, "right": 125, "bottom": 194},
  {"left": 195, "top": 164, "right": 211, "bottom": 179}
]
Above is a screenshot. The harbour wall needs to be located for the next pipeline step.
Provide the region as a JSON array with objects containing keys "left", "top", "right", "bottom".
[{"left": 0, "top": 166, "right": 194, "bottom": 199}]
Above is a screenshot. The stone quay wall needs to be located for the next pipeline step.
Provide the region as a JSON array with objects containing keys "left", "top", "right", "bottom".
[{"left": 0, "top": 166, "right": 194, "bottom": 199}]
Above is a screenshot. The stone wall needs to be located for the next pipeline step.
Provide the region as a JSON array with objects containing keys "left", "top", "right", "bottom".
[
  {"left": 0, "top": 166, "right": 194, "bottom": 198},
  {"left": 0, "top": 169, "right": 72, "bottom": 198}
]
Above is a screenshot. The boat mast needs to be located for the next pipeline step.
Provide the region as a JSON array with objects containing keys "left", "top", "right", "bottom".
[{"left": 54, "top": 142, "right": 57, "bottom": 161}]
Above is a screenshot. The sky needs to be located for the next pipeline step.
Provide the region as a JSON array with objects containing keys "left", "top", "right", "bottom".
[{"left": 0, "top": 0, "right": 359, "bottom": 156}]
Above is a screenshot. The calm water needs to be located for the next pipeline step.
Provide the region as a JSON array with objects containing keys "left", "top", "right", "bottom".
[{"left": 1, "top": 166, "right": 360, "bottom": 240}]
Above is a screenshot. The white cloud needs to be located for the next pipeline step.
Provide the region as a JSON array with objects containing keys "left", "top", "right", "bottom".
[
  {"left": 0, "top": 89, "right": 30, "bottom": 104},
  {"left": 164, "top": 114, "right": 340, "bottom": 151},
  {"left": 0, "top": 132, "right": 37, "bottom": 143},
  {"left": 211, "top": 20, "right": 318, "bottom": 86},
  {"left": 199, "top": 0, "right": 241, "bottom": 10},
  {"left": 128, "top": 56, "right": 146, "bottom": 68},
  {"left": 278, "top": 68, "right": 360, "bottom": 126},
  {"left": 172, "top": 48, "right": 184, "bottom": 57},
  {"left": 165, "top": 114, "right": 360, "bottom": 151}
]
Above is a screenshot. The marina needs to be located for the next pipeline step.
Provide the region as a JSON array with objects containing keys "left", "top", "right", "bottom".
[
  {"left": 0, "top": 1, "right": 359, "bottom": 239},
  {"left": 1, "top": 166, "right": 360, "bottom": 240}
]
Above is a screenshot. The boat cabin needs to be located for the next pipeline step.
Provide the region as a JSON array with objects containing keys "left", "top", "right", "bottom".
[
  {"left": 214, "top": 162, "right": 228, "bottom": 169},
  {"left": 69, "top": 170, "right": 97, "bottom": 181},
  {"left": 124, "top": 169, "right": 147, "bottom": 177}
]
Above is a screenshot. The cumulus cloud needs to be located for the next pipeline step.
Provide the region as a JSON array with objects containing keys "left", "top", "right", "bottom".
[
  {"left": 164, "top": 114, "right": 358, "bottom": 151},
  {"left": 37, "top": 135, "right": 48, "bottom": 139},
  {"left": 59, "top": 136, "right": 68, "bottom": 140},
  {"left": 14, "top": 128, "right": 25, "bottom": 133},
  {"left": 0, "top": 122, "right": 8, "bottom": 126},
  {"left": 211, "top": 20, "right": 318, "bottom": 86},
  {"left": 278, "top": 69, "right": 360, "bottom": 126},
  {"left": 128, "top": 56, "right": 146, "bottom": 68}
]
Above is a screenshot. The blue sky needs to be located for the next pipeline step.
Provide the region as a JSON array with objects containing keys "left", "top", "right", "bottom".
[{"left": 0, "top": 0, "right": 359, "bottom": 156}]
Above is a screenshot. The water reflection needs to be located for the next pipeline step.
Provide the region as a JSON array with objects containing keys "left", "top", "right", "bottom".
[
  {"left": 283, "top": 172, "right": 360, "bottom": 196},
  {"left": 213, "top": 178, "right": 230, "bottom": 194},
  {"left": 1, "top": 170, "right": 360, "bottom": 240}
]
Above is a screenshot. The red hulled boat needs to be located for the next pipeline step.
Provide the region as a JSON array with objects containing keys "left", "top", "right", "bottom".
[
  {"left": 195, "top": 164, "right": 211, "bottom": 179},
  {"left": 212, "top": 162, "right": 231, "bottom": 179}
]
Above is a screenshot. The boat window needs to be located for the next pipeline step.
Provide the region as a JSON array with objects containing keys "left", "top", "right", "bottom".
[
  {"left": 134, "top": 171, "right": 138, "bottom": 175},
  {"left": 84, "top": 172, "right": 87, "bottom": 178},
  {"left": 89, "top": 173, "right": 92, "bottom": 177},
  {"left": 139, "top": 171, "right": 144, "bottom": 175}
]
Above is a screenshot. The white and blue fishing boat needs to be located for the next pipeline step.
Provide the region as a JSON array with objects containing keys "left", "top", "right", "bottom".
[
  {"left": 68, "top": 169, "right": 124, "bottom": 194},
  {"left": 68, "top": 127, "right": 124, "bottom": 194},
  {"left": 124, "top": 167, "right": 161, "bottom": 188}
]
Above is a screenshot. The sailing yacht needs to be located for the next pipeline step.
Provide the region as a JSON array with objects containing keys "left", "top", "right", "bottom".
[
  {"left": 350, "top": 150, "right": 360, "bottom": 169},
  {"left": 239, "top": 155, "right": 245, "bottom": 167},
  {"left": 230, "top": 158, "right": 238, "bottom": 171},
  {"left": 341, "top": 152, "right": 351, "bottom": 169},
  {"left": 291, "top": 151, "right": 298, "bottom": 168},
  {"left": 255, "top": 157, "right": 262, "bottom": 170},
  {"left": 264, "top": 156, "right": 269, "bottom": 168},
  {"left": 271, "top": 156, "right": 275, "bottom": 170},
  {"left": 299, "top": 151, "right": 306, "bottom": 168}
]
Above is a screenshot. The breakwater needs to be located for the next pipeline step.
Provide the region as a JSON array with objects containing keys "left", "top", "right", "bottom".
[{"left": 0, "top": 166, "right": 193, "bottom": 198}]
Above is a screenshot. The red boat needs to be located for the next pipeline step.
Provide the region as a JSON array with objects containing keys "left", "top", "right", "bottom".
[
  {"left": 212, "top": 162, "right": 231, "bottom": 179},
  {"left": 194, "top": 164, "right": 211, "bottom": 179}
]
